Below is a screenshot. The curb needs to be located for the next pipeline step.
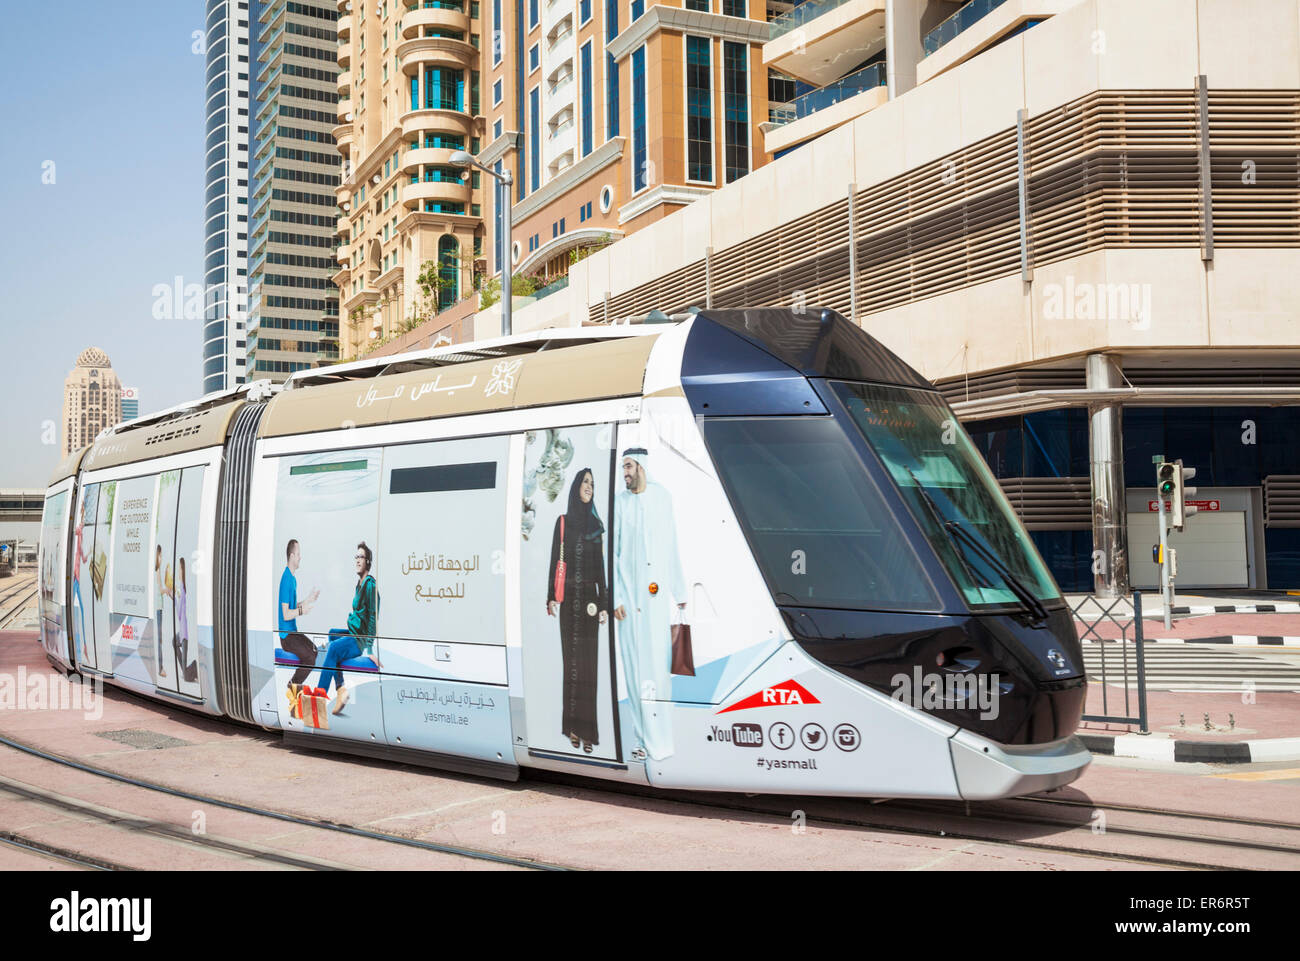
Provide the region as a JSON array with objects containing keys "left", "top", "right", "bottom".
[
  {"left": 1078, "top": 636, "right": 1300, "bottom": 647},
  {"left": 1168, "top": 603, "right": 1300, "bottom": 615},
  {"left": 1079, "top": 733, "right": 1300, "bottom": 764}
]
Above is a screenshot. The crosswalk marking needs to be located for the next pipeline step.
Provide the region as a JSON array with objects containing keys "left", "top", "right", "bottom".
[{"left": 1082, "top": 643, "right": 1300, "bottom": 692}]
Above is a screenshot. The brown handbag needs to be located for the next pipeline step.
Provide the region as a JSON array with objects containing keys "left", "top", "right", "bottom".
[{"left": 671, "top": 620, "right": 695, "bottom": 676}]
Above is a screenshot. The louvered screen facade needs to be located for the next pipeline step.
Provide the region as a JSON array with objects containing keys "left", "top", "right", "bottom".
[
  {"left": 935, "top": 366, "right": 1300, "bottom": 404},
  {"left": 593, "top": 90, "right": 1300, "bottom": 322},
  {"left": 998, "top": 477, "right": 1092, "bottom": 530},
  {"left": 1264, "top": 475, "right": 1300, "bottom": 529}
]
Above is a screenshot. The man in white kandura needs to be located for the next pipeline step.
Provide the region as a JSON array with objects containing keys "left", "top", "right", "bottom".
[{"left": 613, "top": 447, "right": 686, "bottom": 762}]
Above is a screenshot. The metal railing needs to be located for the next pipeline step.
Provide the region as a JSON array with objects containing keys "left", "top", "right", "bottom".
[
  {"left": 1073, "top": 591, "right": 1149, "bottom": 732},
  {"left": 923, "top": 0, "right": 1010, "bottom": 55},
  {"left": 532, "top": 274, "right": 570, "bottom": 301},
  {"left": 766, "top": 61, "right": 886, "bottom": 126},
  {"left": 769, "top": 0, "right": 873, "bottom": 42}
]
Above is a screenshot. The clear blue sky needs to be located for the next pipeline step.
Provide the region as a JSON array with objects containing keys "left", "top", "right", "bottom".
[{"left": 0, "top": 2, "right": 208, "bottom": 488}]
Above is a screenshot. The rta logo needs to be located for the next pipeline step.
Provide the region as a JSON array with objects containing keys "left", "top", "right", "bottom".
[{"left": 717, "top": 679, "right": 820, "bottom": 714}]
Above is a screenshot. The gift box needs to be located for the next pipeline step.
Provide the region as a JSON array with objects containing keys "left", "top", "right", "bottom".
[{"left": 299, "top": 687, "right": 330, "bottom": 730}]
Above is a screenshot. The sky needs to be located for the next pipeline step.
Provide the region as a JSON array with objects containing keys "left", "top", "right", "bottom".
[{"left": 0, "top": 2, "right": 209, "bottom": 488}]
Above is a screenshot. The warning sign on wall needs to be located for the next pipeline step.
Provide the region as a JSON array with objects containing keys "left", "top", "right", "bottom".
[{"left": 1147, "top": 499, "right": 1221, "bottom": 512}]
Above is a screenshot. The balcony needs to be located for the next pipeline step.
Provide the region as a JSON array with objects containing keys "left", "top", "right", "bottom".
[
  {"left": 337, "top": 97, "right": 354, "bottom": 123},
  {"left": 332, "top": 122, "right": 354, "bottom": 151},
  {"left": 401, "top": 179, "right": 472, "bottom": 211},
  {"left": 397, "top": 36, "right": 476, "bottom": 74},
  {"left": 762, "top": 60, "right": 887, "bottom": 154},
  {"left": 400, "top": 107, "right": 475, "bottom": 141},
  {"left": 917, "top": 0, "right": 1059, "bottom": 84},
  {"left": 402, "top": 145, "right": 465, "bottom": 175},
  {"left": 763, "top": 0, "right": 885, "bottom": 87},
  {"left": 402, "top": 3, "right": 470, "bottom": 40},
  {"left": 337, "top": 69, "right": 352, "bottom": 96},
  {"left": 337, "top": 14, "right": 352, "bottom": 41},
  {"left": 338, "top": 44, "right": 351, "bottom": 69},
  {"left": 924, "top": 0, "right": 1010, "bottom": 55}
]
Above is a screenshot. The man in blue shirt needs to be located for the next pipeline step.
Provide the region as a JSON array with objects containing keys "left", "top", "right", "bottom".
[{"left": 279, "top": 539, "right": 320, "bottom": 710}]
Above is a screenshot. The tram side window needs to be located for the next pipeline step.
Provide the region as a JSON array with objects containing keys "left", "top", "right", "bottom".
[{"left": 703, "top": 418, "right": 940, "bottom": 612}]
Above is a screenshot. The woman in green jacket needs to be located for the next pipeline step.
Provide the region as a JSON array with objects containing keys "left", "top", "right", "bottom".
[{"left": 316, "top": 541, "right": 380, "bottom": 714}]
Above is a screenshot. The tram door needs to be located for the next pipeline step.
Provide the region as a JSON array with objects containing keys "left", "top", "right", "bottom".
[
  {"left": 519, "top": 424, "right": 623, "bottom": 764},
  {"left": 72, "top": 483, "right": 117, "bottom": 677},
  {"left": 69, "top": 485, "right": 100, "bottom": 673}
]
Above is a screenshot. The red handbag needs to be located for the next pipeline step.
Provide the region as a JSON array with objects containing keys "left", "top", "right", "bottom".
[{"left": 553, "top": 516, "right": 566, "bottom": 604}]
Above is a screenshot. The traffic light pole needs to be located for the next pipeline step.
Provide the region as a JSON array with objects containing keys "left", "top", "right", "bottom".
[{"left": 1157, "top": 488, "right": 1173, "bottom": 630}]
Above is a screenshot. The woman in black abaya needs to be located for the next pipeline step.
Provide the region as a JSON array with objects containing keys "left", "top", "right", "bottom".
[{"left": 547, "top": 468, "right": 609, "bottom": 753}]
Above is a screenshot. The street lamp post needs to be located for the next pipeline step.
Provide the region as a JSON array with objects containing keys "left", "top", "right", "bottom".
[{"left": 449, "top": 150, "right": 514, "bottom": 337}]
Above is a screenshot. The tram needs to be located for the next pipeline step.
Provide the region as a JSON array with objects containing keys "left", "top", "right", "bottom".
[{"left": 36, "top": 308, "right": 1090, "bottom": 799}]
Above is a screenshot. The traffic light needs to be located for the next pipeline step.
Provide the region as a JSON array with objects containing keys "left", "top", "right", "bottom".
[
  {"left": 1157, "top": 461, "right": 1177, "bottom": 505},
  {"left": 1172, "top": 460, "right": 1198, "bottom": 530}
]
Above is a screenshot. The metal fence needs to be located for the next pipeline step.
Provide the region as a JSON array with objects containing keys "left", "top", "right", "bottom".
[{"left": 1072, "top": 591, "right": 1149, "bottom": 733}]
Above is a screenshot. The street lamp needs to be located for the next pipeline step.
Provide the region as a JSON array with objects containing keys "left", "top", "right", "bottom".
[{"left": 449, "top": 149, "right": 514, "bottom": 337}]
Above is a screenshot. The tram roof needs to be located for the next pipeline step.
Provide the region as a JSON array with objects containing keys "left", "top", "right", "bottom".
[
  {"left": 261, "top": 327, "right": 664, "bottom": 438},
  {"left": 282, "top": 324, "right": 666, "bottom": 389}
]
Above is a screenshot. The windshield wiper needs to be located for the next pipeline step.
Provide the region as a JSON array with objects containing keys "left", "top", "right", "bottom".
[
  {"left": 901, "top": 468, "right": 1048, "bottom": 623},
  {"left": 943, "top": 520, "right": 1049, "bottom": 623}
]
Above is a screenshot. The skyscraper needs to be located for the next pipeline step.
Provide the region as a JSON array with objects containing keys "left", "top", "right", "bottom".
[
  {"left": 63, "top": 349, "right": 123, "bottom": 456},
  {"left": 246, "top": 0, "right": 342, "bottom": 383},
  {"left": 333, "top": 0, "right": 772, "bottom": 360},
  {"left": 120, "top": 387, "right": 140, "bottom": 422},
  {"left": 203, "top": 0, "right": 253, "bottom": 394}
]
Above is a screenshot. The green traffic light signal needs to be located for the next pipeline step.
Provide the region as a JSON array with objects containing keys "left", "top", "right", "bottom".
[{"left": 1157, "top": 464, "right": 1176, "bottom": 495}]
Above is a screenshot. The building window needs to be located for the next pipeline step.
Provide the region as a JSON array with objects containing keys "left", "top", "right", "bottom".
[
  {"left": 631, "top": 46, "right": 646, "bottom": 192},
  {"left": 471, "top": 71, "right": 481, "bottom": 112},
  {"left": 493, "top": 78, "right": 503, "bottom": 105},
  {"left": 606, "top": 53, "right": 619, "bottom": 138},
  {"left": 580, "top": 0, "right": 591, "bottom": 23},
  {"left": 686, "top": 0, "right": 708, "bottom": 9},
  {"left": 529, "top": 0, "right": 538, "bottom": 29},
  {"left": 723, "top": 41, "right": 749, "bottom": 184},
  {"left": 529, "top": 43, "right": 539, "bottom": 72},
  {"left": 494, "top": 118, "right": 503, "bottom": 138},
  {"left": 529, "top": 86, "right": 540, "bottom": 191},
  {"left": 631, "top": 0, "right": 643, "bottom": 18},
  {"left": 493, "top": 0, "right": 502, "bottom": 64},
  {"left": 425, "top": 67, "right": 465, "bottom": 110},
  {"left": 686, "top": 36, "right": 712, "bottom": 182},
  {"left": 606, "top": 0, "right": 618, "bottom": 40},
  {"left": 438, "top": 235, "right": 459, "bottom": 309},
  {"left": 723, "top": 0, "right": 745, "bottom": 15},
  {"left": 580, "top": 41, "right": 593, "bottom": 157}
]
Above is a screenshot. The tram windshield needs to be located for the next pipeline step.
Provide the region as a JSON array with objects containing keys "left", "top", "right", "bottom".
[
  {"left": 703, "top": 417, "right": 942, "bottom": 612},
  {"left": 832, "top": 381, "right": 1061, "bottom": 610}
]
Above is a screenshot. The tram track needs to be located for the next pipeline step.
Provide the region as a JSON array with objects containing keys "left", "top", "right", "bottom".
[
  {"left": 527, "top": 769, "right": 1300, "bottom": 871},
  {"left": 0, "top": 831, "right": 118, "bottom": 871},
  {"left": 0, "top": 588, "right": 37, "bottom": 630},
  {"left": 0, "top": 733, "right": 572, "bottom": 872},
  {"left": 0, "top": 576, "right": 36, "bottom": 614}
]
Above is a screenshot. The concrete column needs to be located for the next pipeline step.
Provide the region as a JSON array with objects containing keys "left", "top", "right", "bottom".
[
  {"left": 1087, "top": 353, "right": 1129, "bottom": 598},
  {"left": 886, "top": 0, "right": 923, "bottom": 99}
]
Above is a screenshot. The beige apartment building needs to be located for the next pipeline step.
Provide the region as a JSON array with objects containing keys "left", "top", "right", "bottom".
[
  {"left": 332, "top": 0, "right": 775, "bottom": 358},
  {"left": 62, "top": 349, "right": 124, "bottom": 457},
  {"left": 481, "top": 0, "right": 1300, "bottom": 596}
]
